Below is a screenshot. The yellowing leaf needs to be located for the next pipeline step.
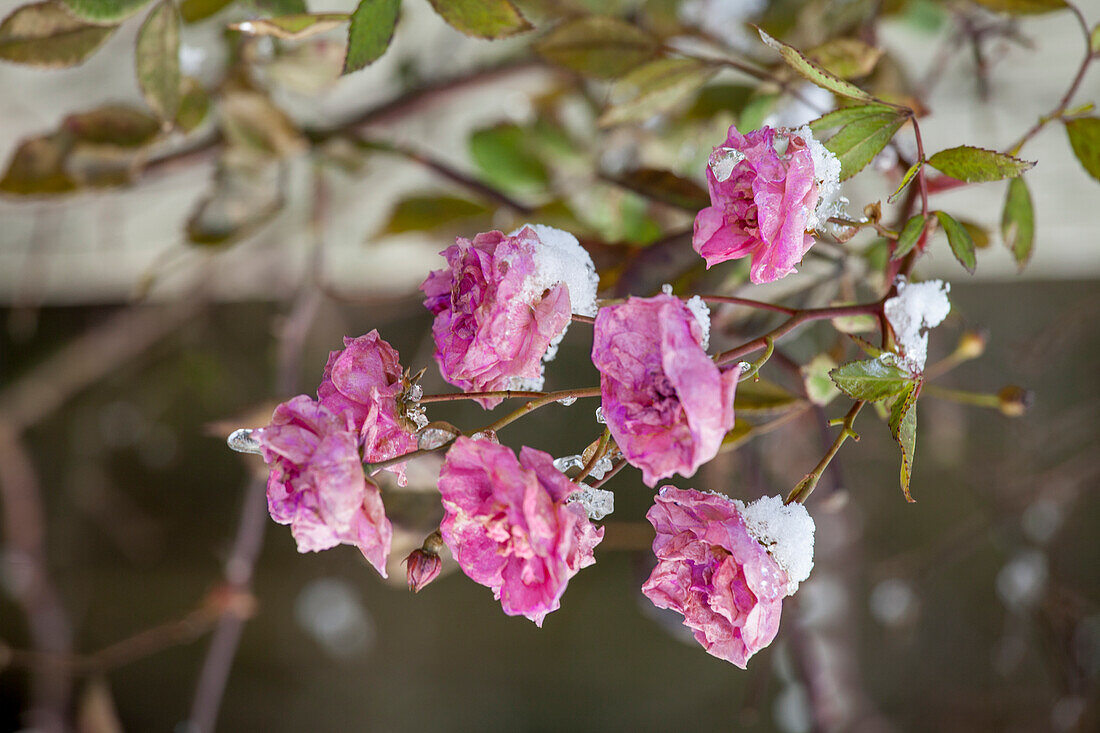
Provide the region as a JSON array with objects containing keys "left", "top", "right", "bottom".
[
  {"left": 889, "top": 380, "right": 921, "bottom": 502},
  {"left": 0, "top": 134, "right": 77, "bottom": 195},
  {"left": 599, "top": 58, "right": 717, "bottom": 126},
  {"left": 808, "top": 38, "right": 883, "bottom": 79},
  {"left": 136, "top": 0, "right": 181, "bottom": 123},
  {"left": 230, "top": 13, "right": 349, "bottom": 40},
  {"left": 757, "top": 27, "right": 874, "bottom": 102},
  {"left": 536, "top": 15, "right": 657, "bottom": 79},
  {"left": 0, "top": 2, "right": 116, "bottom": 68},
  {"left": 427, "top": 0, "right": 531, "bottom": 40}
]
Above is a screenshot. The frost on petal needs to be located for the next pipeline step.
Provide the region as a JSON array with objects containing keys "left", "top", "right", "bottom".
[
  {"left": 256, "top": 396, "right": 392, "bottom": 577},
  {"left": 884, "top": 277, "right": 952, "bottom": 372},
  {"left": 592, "top": 294, "right": 736, "bottom": 487},
  {"left": 437, "top": 437, "right": 604, "bottom": 626},
  {"left": 642, "top": 487, "right": 788, "bottom": 668},
  {"left": 734, "top": 495, "right": 815, "bottom": 594}
]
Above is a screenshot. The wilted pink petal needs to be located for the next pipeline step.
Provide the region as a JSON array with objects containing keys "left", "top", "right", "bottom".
[
  {"left": 641, "top": 487, "right": 788, "bottom": 668},
  {"left": 420, "top": 225, "right": 597, "bottom": 408},
  {"left": 317, "top": 331, "right": 418, "bottom": 485},
  {"left": 438, "top": 436, "right": 604, "bottom": 626},
  {"left": 257, "top": 395, "right": 392, "bottom": 576},
  {"left": 693, "top": 125, "right": 826, "bottom": 284},
  {"left": 592, "top": 294, "right": 737, "bottom": 486}
]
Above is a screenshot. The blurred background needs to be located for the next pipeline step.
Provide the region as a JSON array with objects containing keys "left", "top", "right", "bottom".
[{"left": 1, "top": 0, "right": 1098, "bottom": 731}]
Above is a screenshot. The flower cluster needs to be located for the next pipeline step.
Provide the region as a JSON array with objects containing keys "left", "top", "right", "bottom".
[{"left": 236, "top": 124, "right": 838, "bottom": 657}]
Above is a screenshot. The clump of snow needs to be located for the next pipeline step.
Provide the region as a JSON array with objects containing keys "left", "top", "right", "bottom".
[
  {"left": 685, "top": 295, "right": 712, "bottom": 350},
  {"left": 884, "top": 276, "right": 951, "bottom": 372},
  {"left": 508, "top": 374, "right": 545, "bottom": 392},
  {"left": 791, "top": 125, "right": 843, "bottom": 232},
  {"left": 511, "top": 224, "right": 599, "bottom": 317},
  {"left": 568, "top": 486, "right": 615, "bottom": 521},
  {"left": 735, "top": 495, "right": 816, "bottom": 595}
]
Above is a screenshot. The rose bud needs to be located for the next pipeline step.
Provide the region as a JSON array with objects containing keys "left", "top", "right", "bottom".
[{"left": 405, "top": 531, "right": 444, "bottom": 593}]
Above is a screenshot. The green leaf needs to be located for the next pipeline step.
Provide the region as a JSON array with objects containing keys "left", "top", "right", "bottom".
[
  {"left": 808, "top": 103, "right": 897, "bottom": 133},
  {"left": 1001, "top": 176, "right": 1035, "bottom": 268},
  {"left": 136, "top": 0, "right": 180, "bottom": 123},
  {"left": 959, "top": 219, "right": 991, "bottom": 250},
  {"left": 63, "top": 105, "right": 161, "bottom": 146},
  {"left": 971, "top": 0, "right": 1067, "bottom": 14},
  {"left": 0, "top": 2, "right": 117, "bottom": 68},
  {"left": 176, "top": 76, "right": 210, "bottom": 132},
  {"left": 469, "top": 123, "right": 548, "bottom": 193},
  {"left": 230, "top": 13, "right": 349, "bottom": 39},
  {"left": 889, "top": 380, "right": 921, "bottom": 502},
  {"left": 756, "top": 27, "right": 874, "bottom": 102},
  {"left": 180, "top": 0, "right": 232, "bottom": 23},
  {"left": 342, "top": 0, "right": 399, "bottom": 74},
  {"left": 891, "top": 213, "right": 925, "bottom": 260},
  {"left": 1091, "top": 21, "right": 1100, "bottom": 55},
  {"left": 803, "top": 354, "right": 840, "bottom": 406},
  {"left": 926, "top": 145, "right": 1034, "bottom": 182},
  {"left": 1064, "top": 117, "right": 1100, "bottom": 182},
  {"left": 536, "top": 15, "right": 657, "bottom": 79},
  {"left": 686, "top": 84, "right": 755, "bottom": 120},
  {"left": 381, "top": 194, "right": 491, "bottom": 234},
  {"left": 822, "top": 110, "right": 906, "bottom": 181},
  {"left": 807, "top": 38, "right": 883, "bottom": 79},
  {"left": 61, "top": 0, "right": 152, "bottom": 23},
  {"left": 935, "top": 210, "right": 976, "bottom": 274},
  {"left": 889, "top": 160, "right": 922, "bottom": 203},
  {"left": 733, "top": 379, "right": 804, "bottom": 415},
  {"left": 720, "top": 418, "right": 754, "bottom": 451},
  {"left": 427, "top": 0, "right": 531, "bottom": 39},
  {"left": 0, "top": 134, "right": 77, "bottom": 195},
  {"left": 829, "top": 358, "right": 913, "bottom": 401},
  {"left": 607, "top": 168, "right": 709, "bottom": 211},
  {"left": 599, "top": 57, "right": 717, "bottom": 126}
]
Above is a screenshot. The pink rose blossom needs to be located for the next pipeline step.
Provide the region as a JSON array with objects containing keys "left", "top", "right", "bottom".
[
  {"left": 256, "top": 395, "right": 392, "bottom": 576},
  {"left": 317, "top": 331, "right": 418, "bottom": 484},
  {"left": 438, "top": 436, "right": 604, "bottom": 626},
  {"left": 420, "top": 225, "right": 596, "bottom": 409},
  {"left": 641, "top": 487, "right": 788, "bottom": 668},
  {"left": 693, "top": 125, "right": 821, "bottom": 284},
  {"left": 592, "top": 294, "right": 737, "bottom": 487}
]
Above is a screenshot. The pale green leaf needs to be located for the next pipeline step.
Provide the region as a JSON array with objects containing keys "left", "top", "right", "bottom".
[
  {"left": 427, "top": 0, "right": 531, "bottom": 39},
  {"left": 250, "top": 0, "right": 307, "bottom": 13},
  {"left": 231, "top": 13, "right": 349, "bottom": 40},
  {"left": 1091, "top": 22, "right": 1100, "bottom": 55},
  {"left": 935, "top": 210, "right": 976, "bottom": 274},
  {"left": 469, "top": 123, "right": 548, "bottom": 193},
  {"left": 829, "top": 358, "right": 913, "bottom": 401},
  {"left": 136, "top": 0, "right": 181, "bottom": 123},
  {"left": 734, "top": 379, "right": 804, "bottom": 415},
  {"left": 926, "top": 145, "right": 1034, "bottom": 182},
  {"left": 1001, "top": 176, "right": 1035, "bottom": 268},
  {"left": 0, "top": 2, "right": 116, "bottom": 68},
  {"left": 176, "top": 76, "right": 210, "bottom": 132},
  {"left": 757, "top": 27, "right": 874, "bottom": 102},
  {"left": 61, "top": 0, "right": 152, "bottom": 23},
  {"left": 889, "top": 160, "right": 922, "bottom": 203},
  {"left": 803, "top": 354, "right": 840, "bottom": 406},
  {"left": 343, "top": 0, "right": 399, "bottom": 74},
  {"left": 1064, "top": 116, "right": 1100, "bottom": 182},
  {"left": 536, "top": 15, "right": 657, "bottom": 79},
  {"left": 599, "top": 57, "right": 717, "bottom": 126}
]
